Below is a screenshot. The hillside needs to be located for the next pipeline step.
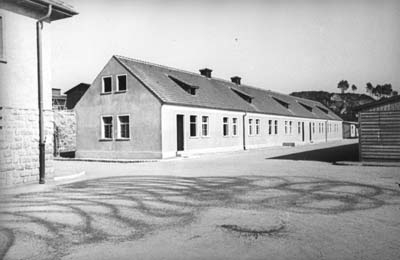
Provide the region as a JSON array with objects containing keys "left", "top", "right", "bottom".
[{"left": 290, "top": 91, "right": 375, "bottom": 121}]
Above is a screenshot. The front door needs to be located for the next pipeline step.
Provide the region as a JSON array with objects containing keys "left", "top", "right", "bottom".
[{"left": 177, "top": 115, "right": 184, "bottom": 151}]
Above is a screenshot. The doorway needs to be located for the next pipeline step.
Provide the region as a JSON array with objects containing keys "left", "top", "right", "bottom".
[{"left": 177, "top": 115, "right": 184, "bottom": 151}]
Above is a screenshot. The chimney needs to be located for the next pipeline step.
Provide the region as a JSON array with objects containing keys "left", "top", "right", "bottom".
[
  {"left": 231, "top": 76, "right": 241, "bottom": 85},
  {"left": 199, "top": 68, "right": 212, "bottom": 78}
]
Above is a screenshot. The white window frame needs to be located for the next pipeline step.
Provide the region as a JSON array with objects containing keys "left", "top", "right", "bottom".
[
  {"left": 201, "top": 116, "right": 209, "bottom": 137},
  {"left": 274, "top": 120, "right": 278, "bottom": 135},
  {"left": 101, "top": 115, "right": 113, "bottom": 140},
  {"left": 102, "top": 76, "right": 113, "bottom": 94},
  {"left": 116, "top": 74, "right": 128, "bottom": 92},
  {"left": 284, "top": 121, "right": 288, "bottom": 134},
  {"left": 232, "top": 117, "right": 238, "bottom": 136},
  {"left": 268, "top": 120, "right": 272, "bottom": 135},
  {"left": 255, "top": 119, "right": 260, "bottom": 135},
  {"left": 223, "top": 117, "right": 229, "bottom": 136},
  {"left": 298, "top": 122, "right": 301, "bottom": 134},
  {"left": 190, "top": 115, "right": 197, "bottom": 137},
  {"left": 248, "top": 119, "right": 253, "bottom": 136},
  {"left": 117, "top": 115, "right": 130, "bottom": 139},
  {"left": 289, "top": 121, "right": 292, "bottom": 134}
]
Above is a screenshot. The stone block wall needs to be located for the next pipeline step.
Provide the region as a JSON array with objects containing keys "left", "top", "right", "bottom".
[
  {"left": 53, "top": 110, "right": 76, "bottom": 155},
  {"left": 0, "top": 107, "right": 54, "bottom": 187}
]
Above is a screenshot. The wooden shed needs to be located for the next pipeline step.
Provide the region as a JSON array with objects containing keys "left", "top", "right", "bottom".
[{"left": 355, "top": 96, "right": 400, "bottom": 162}]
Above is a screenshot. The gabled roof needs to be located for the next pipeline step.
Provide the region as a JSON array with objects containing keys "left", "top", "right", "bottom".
[{"left": 114, "top": 55, "right": 342, "bottom": 121}]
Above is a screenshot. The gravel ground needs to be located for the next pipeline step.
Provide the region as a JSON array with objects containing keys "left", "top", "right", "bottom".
[{"left": 1, "top": 140, "right": 399, "bottom": 260}]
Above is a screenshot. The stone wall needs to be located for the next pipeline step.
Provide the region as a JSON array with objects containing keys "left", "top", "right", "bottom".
[
  {"left": 0, "top": 107, "right": 54, "bottom": 187},
  {"left": 53, "top": 110, "right": 76, "bottom": 155}
]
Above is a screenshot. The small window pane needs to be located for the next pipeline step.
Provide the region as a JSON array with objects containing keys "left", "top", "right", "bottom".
[
  {"left": 117, "top": 75, "right": 127, "bottom": 91},
  {"left": 118, "top": 116, "right": 130, "bottom": 138},
  {"left": 232, "top": 118, "right": 238, "bottom": 136},
  {"left": 190, "top": 115, "right": 197, "bottom": 137},
  {"left": 102, "top": 116, "right": 113, "bottom": 139},
  {"left": 202, "top": 116, "right": 209, "bottom": 136},
  {"left": 223, "top": 117, "right": 229, "bottom": 136},
  {"left": 103, "top": 77, "right": 112, "bottom": 93}
]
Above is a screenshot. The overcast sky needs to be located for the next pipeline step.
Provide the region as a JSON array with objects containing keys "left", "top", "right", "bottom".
[{"left": 51, "top": 0, "right": 400, "bottom": 95}]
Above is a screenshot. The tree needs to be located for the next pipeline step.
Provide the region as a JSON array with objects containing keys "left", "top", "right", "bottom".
[
  {"left": 337, "top": 80, "right": 349, "bottom": 94},
  {"left": 351, "top": 84, "right": 357, "bottom": 92},
  {"left": 381, "top": 84, "right": 393, "bottom": 96},
  {"left": 373, "top": 84, "right": 383, "bottom": 98},
  {"left": 366, "top": 82, "right": 374, "bottom": 95},
  {"left": 392, "top": 90, "right": 398, "bottom": 96}
]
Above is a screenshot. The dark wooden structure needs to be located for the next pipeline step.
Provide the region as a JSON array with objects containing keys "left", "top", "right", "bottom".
[{"left": 355, "top": 96, "right": 400, "bottom": 162}]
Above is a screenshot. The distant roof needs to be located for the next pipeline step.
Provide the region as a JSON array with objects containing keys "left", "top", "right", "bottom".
[
  {"left": 114, "top": 55, "right": 342, "bottom": 121},
  {"left": 64, "top": 83, "right": 90, "bottom": 94},
  {"left": 354, "top": 95, "right": 400, "bottom": 111}
]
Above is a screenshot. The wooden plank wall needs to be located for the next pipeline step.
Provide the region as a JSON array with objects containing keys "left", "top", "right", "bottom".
[{"left": 359, "top": 111, "right": 400, "bottom": 162}]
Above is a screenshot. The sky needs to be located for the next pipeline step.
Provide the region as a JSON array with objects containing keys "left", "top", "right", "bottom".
[{"left": 51, "top": 0, "right": 400, "bottom": 95}]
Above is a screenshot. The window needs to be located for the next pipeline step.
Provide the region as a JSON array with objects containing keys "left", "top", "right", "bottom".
[
  {"left": 298, "top": 122, "right": 301, "bottom": 134},
  {"left": 232, "top": 88, "right": 253, "bottom": 103},
  {"left": 168, "top": 75, "right": 199, "bottom": 95},
  {"left": 312, "top": 122, "right": 315, "bottom": 134},
  {"left": 0, "top": 16, "right": 4, "bottom": 62},
  {"left": 118, "top": 115, "right": 130, "bottom": 139},
  {"left": 319, "top": 123, "right": 321, "bottom": 134},
  {"left": 255, "top": 119, "right": 260, "bottom": 135},
  {"left": 284, "top": 121, "right": 288, "bottom": 134},
  {"left": 102, "top": 76, "right": 112, "bottom": 93},
  {"left": 249, "top": 119, "right": 253, "bottom": 135},
  {"left": 202, "top": 116, "right": 209, "bottom": 136},
  {"left": 268, "top": 120, "right": 272, "bottom": 135},
  {"left": 190, "top": 115, "right": 197, "bottom": 137},
  {"left": 272, "top": 97, "right": 289, "bottom": 109},
  {"left": 274, "top": 120, "right": 278, "bottom": 134},
  {"left": 101, "top": 116, "right": 113, "bottom": 139},
  {"left": 232, "top": 118, "right": 238, "bottom": 136},
  {"left": 117, "top": 75, "right": 127, "bottom": 92},
  {"left": 223, "top": 117, "right": 229, "bottom": 136},
  {"left": 299, "top": 102, "right": 313, "bottom": 112}
]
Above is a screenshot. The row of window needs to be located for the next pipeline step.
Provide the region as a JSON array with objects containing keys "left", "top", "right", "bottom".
[
  {"left": 189, "top": 116, "right": 239, "bottom": 137},
  {"left": 101, "top": 74, "right": 127, "bottom": 94},
  {"left": 101, "top": 115, "right": 130, "bottom": 139}
]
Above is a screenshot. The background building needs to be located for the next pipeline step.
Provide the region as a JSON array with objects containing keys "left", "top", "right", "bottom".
[
  {"left": 355, "top": 96, "right": 400, "bottom": 163},
  {"left": 75, "top": 56, "right": 343, "bottom": 159}
]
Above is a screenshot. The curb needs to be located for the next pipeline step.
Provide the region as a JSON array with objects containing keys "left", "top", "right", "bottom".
[
  {"left": 54, "top": 158, "right": 158, "bottom": 163},
  {"left": 54, "top": 171, "right": 86, "bottom": 182}
]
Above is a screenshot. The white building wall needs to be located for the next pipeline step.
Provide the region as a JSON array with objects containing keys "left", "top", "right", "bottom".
[
  {"left": 161, "top": 105, "right": 245, "bottom": 158},
  {"left": 0, "top": 9, "right": 52, "bottom": 110},
  {"left": 161, "top": 104, "right": 343, "bottom": 158}
]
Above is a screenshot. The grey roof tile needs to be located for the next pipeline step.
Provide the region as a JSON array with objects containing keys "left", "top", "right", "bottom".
[{"left": 115, "top": 55, "right": 342, "bottom": 121}]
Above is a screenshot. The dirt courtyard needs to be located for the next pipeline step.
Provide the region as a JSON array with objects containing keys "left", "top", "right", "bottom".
[{"left": 1, "top": 143, "right": 400, "bottom": 260}]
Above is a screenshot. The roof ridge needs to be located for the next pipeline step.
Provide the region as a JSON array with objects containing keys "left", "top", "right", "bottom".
[
  {"left": 114, "top": 55, "right": 267, "bottom": 91},
  {"left": 114, "top": 55, "right": 206, "bottom": 78}
]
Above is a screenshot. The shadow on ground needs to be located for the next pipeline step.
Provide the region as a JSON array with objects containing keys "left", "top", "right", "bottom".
[
  {"left": 0, "top": 175, "right": 398, "bottom": 259},
  {"left": 269, "top": 143, "right": 359, "bottom": 162}
]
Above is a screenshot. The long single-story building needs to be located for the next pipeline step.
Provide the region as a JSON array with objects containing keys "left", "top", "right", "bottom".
[
  {"left": 75, "top": 56, "right": 343, "bottom": 159},
  {"left": 355, "top": 95, "right": 400, "bottom": 163}
]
